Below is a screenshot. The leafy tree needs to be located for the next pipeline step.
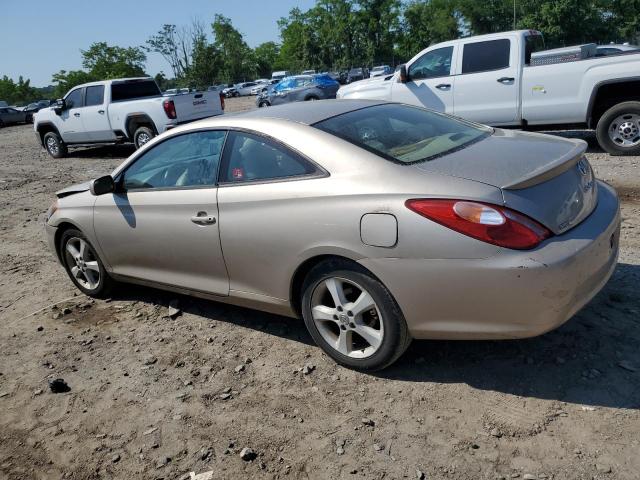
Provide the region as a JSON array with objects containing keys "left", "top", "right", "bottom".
[
  {"left": 51, "top": 70, "right": 96, "bottom": 98},
  {"left": 212, "top": 14, "right": 253, "bottom": 83},
  {"left": 397, "top": 0, "right": 460, "bottom": 62},
  {"left": 254, "top": 41, "right": 282, "bottom": 77},
  {"left": 81, "top": 42, "right": 146, "bottom": 79},
  {"left": 183, "top": 32, "right": 222, "bottom": 88},
  {"left": 0, "top": 76, "right": 40, "bottom": 105},
  {"left": 146, "top": 24, "right": 192, "bottom": 79}
]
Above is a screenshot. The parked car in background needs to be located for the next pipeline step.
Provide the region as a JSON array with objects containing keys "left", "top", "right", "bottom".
[
  {"left": 34, "top": 77, "right": 224, "bottom": 157},
  {"left": 370, "top": 65, "right": 392, "bottom": 78},
  {"left": 251, "top": 79, "right": 280, "bottom": 95},
  {"left": 272, "top": 71, "right": 291, "bottom": 81},
  {"left": 301, "top": 69, "right": 316, "bottom": 75},
  {"left": 163, "top": 88, "right": 191, "bottom": 96},
  {"left": 347, "top": 67, "right": 368, "bottom": 83},
  {"left": 596, "top": 44, "right": 639, "bottom": 56},
  {"left": 0, "top": 106, "right": 31, "bottom": 126},
  {"left": 45, "top": 100, "right": 620, "bottom": 370},
  {"left": 256, "top": 74, "right": 339, "bottom": 107},
  {"left": 223, "top": 86, "right": 238, "bottom": 97},
  {"left": 232, "top": 82, "right": 258, "bottom": 96},
  {"left": 0, "top": 100, "right": 8, "bottom": 108},
  {"left": 338, "top": 29, "right": 640, "bottom": 155}
]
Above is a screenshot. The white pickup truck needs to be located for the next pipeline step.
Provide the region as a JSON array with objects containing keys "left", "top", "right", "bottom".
[
  {"left": 34, "top": 77, "right": 224, "bottom": 158},
  {"left": 337, "top": 30, "right": 640, "bottom": 155}
]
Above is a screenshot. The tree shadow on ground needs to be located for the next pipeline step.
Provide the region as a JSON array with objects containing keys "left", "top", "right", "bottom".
[{"left": 110, "top": 262, "right": 640, "bottom": 410}]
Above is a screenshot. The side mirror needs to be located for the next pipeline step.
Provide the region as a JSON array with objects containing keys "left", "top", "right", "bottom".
[
  {"left": 399, "top": 65, "right": 409, "bottom": 83},
  {"left": 90, "top": 175, "right": 115, "bottom": 196},
  {"left": 53, "top": 98, "right": 66, "bottom": 115}
]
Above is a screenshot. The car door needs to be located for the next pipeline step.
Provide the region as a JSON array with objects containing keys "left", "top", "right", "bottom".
[
  {"left": 58, "top": 87, "right": 90, "bottom": 143},
  {"left": 93, "top": 130, "right": 229, "bottom": 295},
  {"left": 270, "top": 78, "right": 295, "bottom": 106},
  {"left": 82, "top": 85, "right": 115, "bottom": 142},
  {"left": 453, "top": 38, "right": 520, "bottom": 125},
  {"left": 391, "top": 46, "right": 456, "bottom": 114}
]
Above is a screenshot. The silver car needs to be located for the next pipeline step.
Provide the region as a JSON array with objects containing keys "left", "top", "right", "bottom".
[{"left": 45, "top": 100, "right": 620, "bottom": 370}]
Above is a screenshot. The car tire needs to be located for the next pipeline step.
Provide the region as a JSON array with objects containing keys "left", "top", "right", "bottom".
[
  {"left": 259, "top": 101, "right": 270, "bottom": 108},
  {"left": 25, "top": 114, "right": 33, "bottom": 124},
  {"left": 43, "top": 131, "right": 68, "bottom": 158},
  {"left": 133, "top": 126, "right": 155, "bottom": 149},
  {"left": 596, "top": 101, "right": 640, "bottom": 156},
  {"left": 233, "top": 92, "right": 239, "bottom": 97},
  {"left": 59, "top": 228, "right": 114, "bottom": 298},
  {"left": 301, "top": 259, "right": 411, "bottom": 371},
  {"left": 0, "top": 119, "right": 4, "bottom": 128},
  {"left": 305, "top": 96, "right": 319, "bottom": 101}
]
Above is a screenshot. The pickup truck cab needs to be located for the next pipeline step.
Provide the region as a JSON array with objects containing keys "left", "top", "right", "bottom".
[
  {"left": 338, "top": 30, "right": 640, "bottom": 155},
  {"left": 35, "top": 77, "right": 224, "bottom": 158}
]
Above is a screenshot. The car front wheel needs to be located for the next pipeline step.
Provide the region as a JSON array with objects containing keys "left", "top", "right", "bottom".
[
  {"left": 301, "top": 259, "right": 411, "bottom": 371},
  {"left": 43, "top": 131, "right": 68, "bottom": 158},
  {"left": 60, "top": 229, "right": 113, "bottom": 298},
  {"left": 596, "top": 101, "right": 640, "bottom": 156}
]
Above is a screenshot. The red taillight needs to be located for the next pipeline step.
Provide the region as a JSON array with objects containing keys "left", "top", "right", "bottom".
[
  {"left": 219, "top": 92, "right": 225, "bottom": 111},
  {"left": 405, "top": 199, "right": 552, "bottom": 250},
  {"left": 162, "top": 99, "right": 176, "bottom": 119}
]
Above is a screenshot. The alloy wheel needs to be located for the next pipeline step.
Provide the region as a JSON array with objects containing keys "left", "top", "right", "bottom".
[
  {"left": 310, "top": 277, "right": 384, "bottom": 359},
  {"left": 137, "top": 132, "right": 151, "bottom": 146},
  {"left": 608, "top": 113, "right": 640, "bottom": 148},
  {"left": 46, "top": 136, "right": 59, "bottom": 156},
  {"left": 64, "top": 237, "right": 100, "bottom": 290}
]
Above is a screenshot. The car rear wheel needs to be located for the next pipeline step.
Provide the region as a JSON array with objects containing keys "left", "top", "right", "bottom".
[
  {"left": 596, "top": 101, "right": 640, "bottom": 156},
  {"left": 60, "top": 229, "right": 113, "bottom": 298},
  {"left": 259, "top": 101, "right": 270, "bottom": 108},
  {"left": 305, "top": 96, "right": 319, "bottom": 101},
  {"left": 43, "top": 131, "right": 68, "bottom": 158},
  {"left": 301, "top": 259, "right": 411, "bottom": 371},
  {"left": 133, "top": 126, "right": 154, "bottom": 149}
]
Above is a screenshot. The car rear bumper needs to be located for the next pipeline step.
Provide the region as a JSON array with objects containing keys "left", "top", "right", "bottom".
[{"left": 359, "top": 181, "right": 621, "bottom": 340}]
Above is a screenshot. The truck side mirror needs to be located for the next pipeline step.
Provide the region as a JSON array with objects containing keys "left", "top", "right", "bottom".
[
  {"left": 90, "top": 175, "right": 115, "bottom": 196},
  {"left": 399, "top": 65, "right": 409, "bottom": 83},
  {"left": 53, "top": 99, "right": 66, "bottom": 115}
]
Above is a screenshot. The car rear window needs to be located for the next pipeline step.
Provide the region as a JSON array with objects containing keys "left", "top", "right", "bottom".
[
  {"left": 111, "top": 80, "right": 160, "bottom": 102},
  {"left": 314, "top": 104, "right": 491, "bottom": 164}
]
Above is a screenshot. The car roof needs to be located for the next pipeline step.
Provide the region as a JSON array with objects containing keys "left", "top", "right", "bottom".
[{"left": 224, "top": 99, "right": 386, "bottom": 125}]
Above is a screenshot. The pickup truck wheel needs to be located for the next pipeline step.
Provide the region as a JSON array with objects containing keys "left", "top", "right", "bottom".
[
  {"left": 596, "top": 102, "right": 640, "bottom": 156},
  {"left": 133, "top": 126, "right": 154, "bottom": 149},
  {"left": 43, "top": 132, "right": 68, "bottom": 159}
]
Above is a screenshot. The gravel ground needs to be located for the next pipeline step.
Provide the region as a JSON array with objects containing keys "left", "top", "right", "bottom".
[{"left": 0, "top": 97, "right": 639, "bottom": 480}]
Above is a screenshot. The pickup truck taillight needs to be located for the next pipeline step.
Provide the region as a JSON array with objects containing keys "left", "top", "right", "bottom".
[
  {"left": 219, "top": 92, "right": 225, "bottom": 111},
  {"left": 162, "top": 99, "right": 177, "bottom": 119}
]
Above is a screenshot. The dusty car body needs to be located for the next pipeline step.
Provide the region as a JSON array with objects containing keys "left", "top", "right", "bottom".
[
  {"left": 44, "top": 100, "right": 620, "bottom": 370},
  {"left": 256, "top": 75, "right": 339, "bottom": 107}
]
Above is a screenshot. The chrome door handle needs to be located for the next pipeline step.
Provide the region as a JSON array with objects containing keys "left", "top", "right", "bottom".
[
  {"left": 191, "top": 212, "right": 216, "bottom": 225},
  {"left": 74, "top": 112, "right": 80, "bottom": 117},
  {"left": 435, "top": 84, "right": 451, "bottom": 90}
]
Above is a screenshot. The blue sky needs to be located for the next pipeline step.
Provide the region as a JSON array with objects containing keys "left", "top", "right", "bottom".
[{"left": 2, "top": 0, "right": 317, "bottom": 87}]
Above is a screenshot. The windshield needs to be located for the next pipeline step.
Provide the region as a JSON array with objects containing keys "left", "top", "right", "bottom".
[{"left": 314, "top": 104, "right": 492, "bottom": 164}]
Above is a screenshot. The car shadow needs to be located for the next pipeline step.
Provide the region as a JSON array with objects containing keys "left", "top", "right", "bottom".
[
  {"left": 66, "top": 144, "right": 135, "bottom": 159},
  {"left": 109, "top": 262, "right": 639, "bottom": 410}
]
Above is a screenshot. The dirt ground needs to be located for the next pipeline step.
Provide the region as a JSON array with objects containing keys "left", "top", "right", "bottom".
[{"left": 1, "top": 96, "right": 639, "bottom": 480}]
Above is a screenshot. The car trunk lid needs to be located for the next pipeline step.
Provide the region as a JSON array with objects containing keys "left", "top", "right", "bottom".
[{"left": 413, "top": 129, "right": 597, "bottom": 234}]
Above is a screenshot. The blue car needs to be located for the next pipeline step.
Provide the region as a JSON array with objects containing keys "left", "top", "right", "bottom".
[{"left": 256, "top": 74, "right": 340, "bottom": 107}]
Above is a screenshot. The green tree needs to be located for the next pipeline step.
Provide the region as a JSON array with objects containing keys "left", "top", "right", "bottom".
[
  {"left": 212, "top": 14, "right": 252, "bottom": 83},
  {"left": 397, "top": 0, "right": 459, "bottom": 61},
  {"left": 51, "top": 70, "right": 96, "bottom": 98},
  {"left": 81, "top": 42, "right": 147, "bottom": 79},
  {"left": 253, "top": 41, "right": 282, "bottom": 77},
  {"left": 0, "top": 76, "right": 40, "bottom": 105}
]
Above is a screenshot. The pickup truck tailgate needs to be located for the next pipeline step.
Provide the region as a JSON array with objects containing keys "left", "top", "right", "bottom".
[{"left": 171, "top": 92, "right": 222, "bottom": 123}]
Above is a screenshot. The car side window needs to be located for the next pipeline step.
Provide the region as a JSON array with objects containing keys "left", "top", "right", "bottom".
[
  {"left": 462, "top": 39, "right": 511, "bottom": 74},
  {"left": 409, "top": 46, "right": 454, "bottom": 80},
  {"left": 65, "top": 88, "right": 83, "bottom": 109},
  {"left": 85, "top": 85, "right": 105, "bottom": 107},
  {"left": 220, "top": 131, "right": 316, "bottom": 183},
  {"left": 121, "top": 131, "right": 226, "bottom": 190}
]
